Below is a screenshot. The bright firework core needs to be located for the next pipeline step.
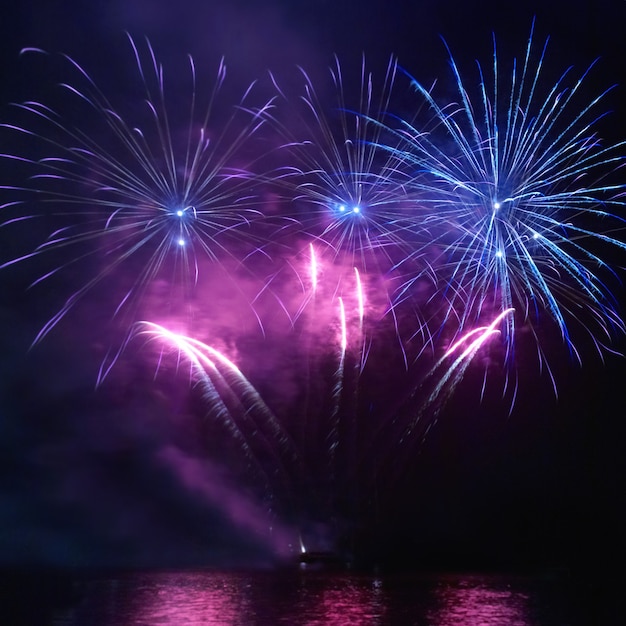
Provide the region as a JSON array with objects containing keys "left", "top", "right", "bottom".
[
  {"left": 336, "top": 203, "right": 362, "bottom": 216},
  {"left": 173, "top": 206, "right": 196, "bottom": 218},
  {"left": 173, "top": 206, "right": 196, "bottom": 246}
]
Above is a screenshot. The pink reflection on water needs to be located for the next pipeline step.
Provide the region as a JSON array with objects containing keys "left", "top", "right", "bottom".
[
  {"left": 125, "top": 572, "right": 251, "bottom": 624},
  {"left": 428, "top": 575, "right": 531, "bottom": 626},
  {"left": 53, "top": 571, "right": 549, "bottom": 625},
  {"left": 121, "top": 571, "right": 389, "bottom": 625},
  {"left": 304, "top": 575, "right": 387, "bottom": 625}
]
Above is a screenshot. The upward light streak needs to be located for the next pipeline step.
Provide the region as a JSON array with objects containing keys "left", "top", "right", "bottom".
[
  {"left": 338, "top": 297, "right": 348, "bottom": 354},
  {"left": 407, "top": 308, "right": 517, "bottom": 431},
  {"left": 309, "top": 243, "right": 318, "bottom": 293},
  {"left": 445, "top": 308, "right": 516, "bottom": 360},
  {"left": 139, "top": 321, "right": 242, "bottom": 375}
]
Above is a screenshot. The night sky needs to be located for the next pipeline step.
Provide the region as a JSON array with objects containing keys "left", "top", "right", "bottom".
[{"left": 1, "top": 0, "right": 625, "bottom": 573}]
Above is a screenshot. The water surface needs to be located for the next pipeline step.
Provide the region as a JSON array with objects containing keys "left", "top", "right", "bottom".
[{"left": 5, "top": 567, "right": 619, "bottom": 625}]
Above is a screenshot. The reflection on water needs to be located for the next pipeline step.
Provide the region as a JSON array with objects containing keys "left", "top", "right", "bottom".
[
  {"left": 124, "top": 573, "right": 251, "bottom": 624},
  {"left": 294, "top": 575, "right": 388, "bottom": 625},
  {"left": 49, "top": 569, "right": 582, "bottom": 625},
  {"left": 428, "top": 576, "right": 530, "bottom": 625}
]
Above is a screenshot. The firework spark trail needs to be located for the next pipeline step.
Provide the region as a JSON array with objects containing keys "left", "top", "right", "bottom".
[
  {"left": 380, "top": 21, "right": 626, "bottom": 382},
  {"left": 431, "top": 307, "right": 517, "bottom": 409},
  {"left": 345, "top": 266, "right": 367, "bottom": 500},
  {"left": 262, "top": 246, "right": 369, "bottom": 501},
  {"left": 443, "top": 308, "right": 515, "bottom": 360},
  {"left": 406, "top": 308, "right": 515, "bottom": 433},
  {"left": 0, "top": 36, "right": 274, "bottom": 373},
  {"left": 309, "top": 242, "right": 319, "bottom": 294},
  {"left": 273, "top": 243, "right": 371, "bottom": 509},
  {"left": 136, "top": 307, "right": 368, "bottom": 531},
  {"left": 135, "top": 321, "right": 304, "bottom": 500},
  {"left": 327, "top": 296, "right": 347, "bottom": 469}
]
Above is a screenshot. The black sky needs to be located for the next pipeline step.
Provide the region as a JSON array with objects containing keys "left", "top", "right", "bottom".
[{"left": 1, "top": 0, "right": 625, "bottom": 572}]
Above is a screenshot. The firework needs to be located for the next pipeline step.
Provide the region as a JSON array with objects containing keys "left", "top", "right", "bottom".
[
  {"left": 1, "top": 23, "right": 625, "bottom": 560},
  {"left": 264, "top": 55, "right": 431, "bottom": 269},
  {"left": 384, "top": 21, "right": 626, "bottom": 382},
  {"left": 0, "top": 36, "right": 273, "bottom": 380}
]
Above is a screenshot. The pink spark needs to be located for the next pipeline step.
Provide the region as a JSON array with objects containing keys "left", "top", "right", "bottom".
[
  {"left": 309, "top": 243, "right": 318, "bottom": 293},
  {"left": 338, "top": 297, "right": 347, "bottom": 353},
  {"left": 445, "top": 308, "right": 515, "bottom": 358}
]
